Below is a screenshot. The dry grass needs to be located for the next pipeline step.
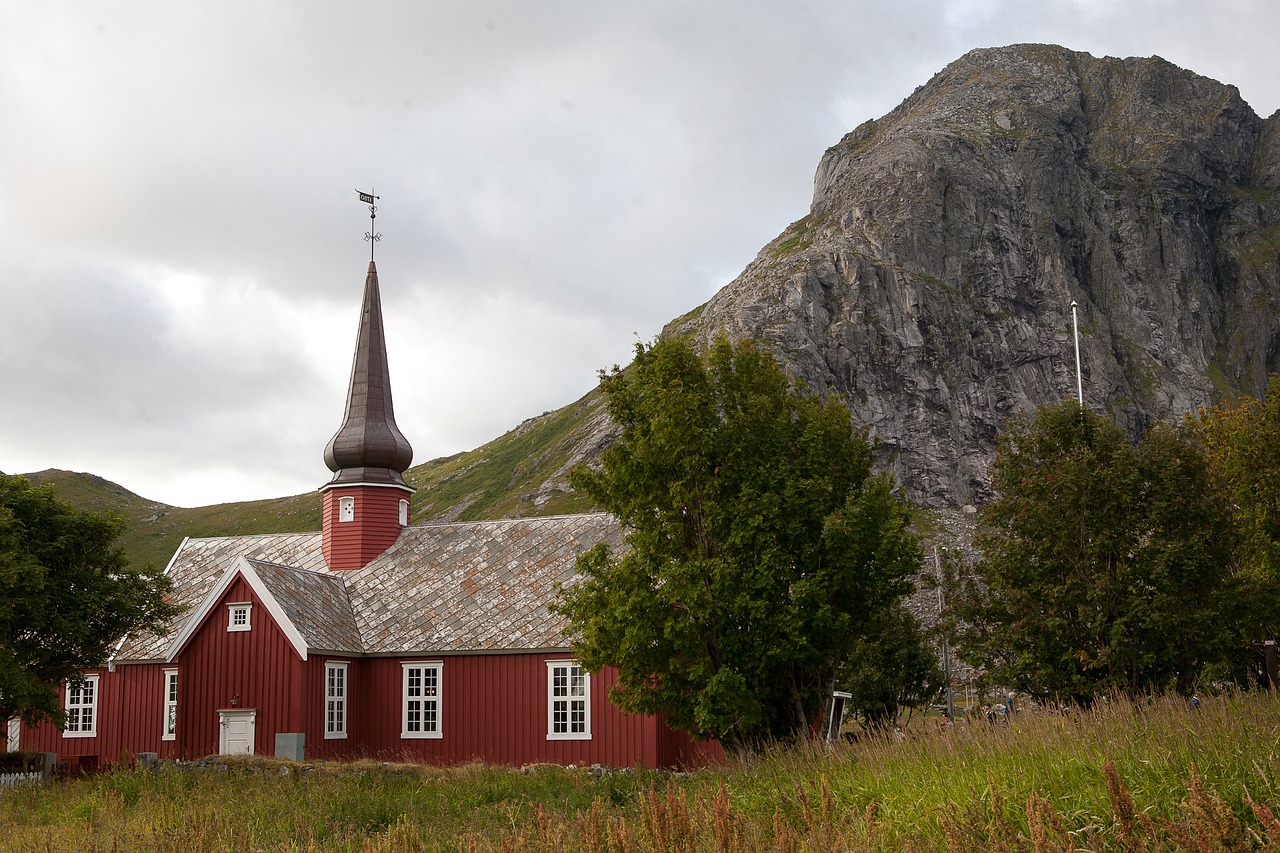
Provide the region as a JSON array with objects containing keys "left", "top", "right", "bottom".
[{"left": 3, "top": 692, "right": 1280, "bottom": 851}]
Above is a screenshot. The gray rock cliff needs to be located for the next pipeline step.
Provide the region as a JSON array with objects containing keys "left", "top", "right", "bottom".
[{"left": 670, "top": 44, "right": 1280, "bottom": 507}]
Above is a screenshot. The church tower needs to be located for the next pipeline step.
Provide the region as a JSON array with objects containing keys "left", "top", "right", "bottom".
[{"left": 320, "top": 258, "right": 415, "bottom": 571}]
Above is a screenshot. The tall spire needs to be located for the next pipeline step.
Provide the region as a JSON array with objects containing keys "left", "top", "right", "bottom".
[{"left": 322, "top": 260, "right": 414, "bottom": 489}]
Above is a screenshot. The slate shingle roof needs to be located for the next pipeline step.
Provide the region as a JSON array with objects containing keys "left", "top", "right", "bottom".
[
  {"left": 117, "top": 532, "right": 327, "bottom": 661},
  {"left": 348, "top": 514, "right": 621, "bottom": 653},
  {"left": 112, "top": 514, "right": 622, "bottom": 663},
  {"left": 249, "top": 559, "right": 363, "bottom": 654}
]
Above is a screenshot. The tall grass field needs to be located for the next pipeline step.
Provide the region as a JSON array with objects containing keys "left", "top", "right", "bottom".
[{"left": 3, "top": 692, "right": 1279, "bottom": 851}]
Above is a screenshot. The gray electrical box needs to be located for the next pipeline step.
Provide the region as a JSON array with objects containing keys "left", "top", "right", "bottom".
[{"left": 274, "top": 733, "right": 305, "bottom": 762}]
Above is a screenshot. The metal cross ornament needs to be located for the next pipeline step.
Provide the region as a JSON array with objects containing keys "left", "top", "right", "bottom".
[{"left": 357, "top": 188, "right": 381, "bottom": 259}]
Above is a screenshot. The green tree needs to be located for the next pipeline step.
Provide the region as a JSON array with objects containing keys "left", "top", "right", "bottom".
[
  {"left": 0, "top": 474, "right": 178, "bottom": 726},
  {"left": 1200, "top": 376, "right": 1280, "bottom": 643},
  {"left": 953, "top": 402, "right": 1236, "bottom": 703},
  {"left": 838, "top": 601, "right": 944, "bottom": 728},
  {"left": 557, "top": 335, "right": 920, "bottom": 755}
]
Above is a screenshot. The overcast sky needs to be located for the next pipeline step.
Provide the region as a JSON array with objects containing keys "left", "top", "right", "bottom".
[{"left": 1, "top": 1, "right": 1277, "bottom": 508}]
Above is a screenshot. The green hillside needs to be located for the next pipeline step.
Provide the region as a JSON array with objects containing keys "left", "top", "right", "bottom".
[
  {"left": 24, "top": 389, "right": 605, "bottom": 572},
  {"left": 403, "top": 390, "right": 601, "bottom": 523}
]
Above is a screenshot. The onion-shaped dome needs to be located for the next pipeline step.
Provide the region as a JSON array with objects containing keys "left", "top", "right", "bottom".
[{"left": 323, "top": 261, "right": 414, "bottom": 488}]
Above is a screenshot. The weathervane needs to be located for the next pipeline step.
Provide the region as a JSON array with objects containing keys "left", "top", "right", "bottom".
[{"left": 357, "top": 188, "right": 381, "bottom": 260}]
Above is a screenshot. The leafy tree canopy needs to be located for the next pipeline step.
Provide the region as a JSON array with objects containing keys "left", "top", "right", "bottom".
[
  {"left": 953, "top": 402, "right": 1237, "bottom": 703},
  {"left": 838, "top": 601, "right": 944, "bottom": 728},
  {"left": 0, "top": 473, "right": 178, "bottom": 725},
  {"left": 1199, "top": 376, "right": 1280, "bottom": 641},
  {"left": 557, "top": 335, "right": 920, "bottom": 755}
]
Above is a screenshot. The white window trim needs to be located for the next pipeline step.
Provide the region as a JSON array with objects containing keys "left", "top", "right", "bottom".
[
  {"left": 338, "top": 496, "right": 355, "bottom": 522},
  {"left": 325, "top": 661, "right": 349, "bottom": 740},
  {"left": 63, "top": 674, "right": 99, "bottom": 739},
  {"left": 162, "top": 668, "right": 178, "bottom": 741},
  {"left": 401, "top": 661, "right": 443, "bottom": 739},
  {"left": 227, "top": 602, "right": 252, "bottom": 632},
  {"left": 546, "top": 660, "right": 591, "bottom": 741},
  {"left": 398, "top": 499, "right": 410, "bottom": 527}
]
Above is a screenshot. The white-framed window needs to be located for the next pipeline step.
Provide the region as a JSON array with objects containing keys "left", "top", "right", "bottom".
[
  {"left": 398, "top": 499, "right": 409, "bottom": 526},
  {"left": 338, "top": 496, "right": 355, "bottom": 522},
  {"left": 401, "top": 662, "right": 442, "bottom": 739},
  {"left": 227, "top": 602, "right": 252, "bottom": 632},
  {"left": 162, "top": 668, "right": 178, "bottom": 741},
  {"left": 546, "top": 661, "right": 590, "bottom": 740},
  {"left": 325, "top": 661, "right": 348, "bottom": 739},
  {"left": 63, "top": 674, "right": 99, "bottom": 738}
]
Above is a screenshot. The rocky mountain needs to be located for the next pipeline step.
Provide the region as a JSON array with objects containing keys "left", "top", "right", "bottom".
[
  {"left": 29, "top": 45, "right": 1280, "bottom": 555},
  {"left": 670, "top": 44, "right": 1280, "bottom": 507}
]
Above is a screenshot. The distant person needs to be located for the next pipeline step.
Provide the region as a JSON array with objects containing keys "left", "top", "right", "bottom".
[{"left": 1005, "top": 691, "right": 1016, "bottom": 718}]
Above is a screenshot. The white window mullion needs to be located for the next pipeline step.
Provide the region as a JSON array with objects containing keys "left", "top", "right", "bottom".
[
  {"left": 401, "top": 662, "right": 442, "bottom": 739},
  {"left": 546, "top": 661, "right": 591, "bottom": 740},
  {"left": 226, "top": 602, "right": 252, "bottom": 632},
  {"left": 63, "top": 674, "right": 99, "bottom": 738},
  {"left": 162, "top": 669, "right": 178, "bottom": 741},
  {"left": 325, "top": 661, "right": 348, "bottom": 739}
]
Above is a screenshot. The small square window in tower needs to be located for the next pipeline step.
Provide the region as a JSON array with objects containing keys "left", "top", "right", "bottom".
[{"left": 338, "top": 496, "right": 355, "bottom": 522}]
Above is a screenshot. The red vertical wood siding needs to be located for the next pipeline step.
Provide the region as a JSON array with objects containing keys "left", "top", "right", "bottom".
[
  {"left": 174, "top": 575, "right": 305, "bottom": 758},
  {"left": 18, "top": 663, "right": 178, "bottom": 766},
  {"left": 656, "top": 717, "right": 726, "bottom": 769},
  {"left": 322, "top": 486, "right": 407, "bottom": 571},
  {"left": 343, "top": 654, "right": 666, "bottom": 767},
  {"left": 298, "top": 655, "right": 358, "bottom": 761},
  {"left": 17, "top": 617, "right": 721, "bottom": 768}
]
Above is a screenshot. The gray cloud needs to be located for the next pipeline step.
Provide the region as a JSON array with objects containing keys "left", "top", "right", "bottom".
[{"left": 1, "top": 0, "right": 1277, "bottom": 506}]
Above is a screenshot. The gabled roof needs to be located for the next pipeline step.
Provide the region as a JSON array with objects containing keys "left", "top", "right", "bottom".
[
  {"left": 113, "top": 514, "right": 623, "bottom": 664},
  {"left": 162, "top": 556, "right": 363, "bottom": 662},
  {"left": 250, "top": 559, "right": 363, "bottom": 655},
  {"left": 117, "top": 532, "right": 327, "bottom": 662}
]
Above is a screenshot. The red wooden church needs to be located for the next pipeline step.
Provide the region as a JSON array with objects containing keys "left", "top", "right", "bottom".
[{"left": 14, "top": 257, "right": 717, "bottom": 770}]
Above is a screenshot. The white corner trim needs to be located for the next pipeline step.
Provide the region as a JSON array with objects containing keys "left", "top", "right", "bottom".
[{"left": 164, "top": 556, "right": 311, "bottom": 662}]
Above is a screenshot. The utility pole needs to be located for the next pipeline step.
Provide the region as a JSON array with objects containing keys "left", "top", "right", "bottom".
[
  {"left": 1266, "top": 639, "right": 1278, "bottom": 692},
  {"left": 1071, "top": 300, "right": 1084, "bottom": 406}
]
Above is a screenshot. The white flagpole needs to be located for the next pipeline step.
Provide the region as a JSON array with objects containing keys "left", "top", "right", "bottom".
[{"left": 1071, "top": 300, "right": 1083, "bottom": 405}]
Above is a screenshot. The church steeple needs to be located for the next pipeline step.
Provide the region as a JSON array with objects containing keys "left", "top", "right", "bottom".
[
  {"left": 322, "top": 260, "right": 414, "bottom": 489},
  {"left": 320, "top": 253, "right": 415, "bottom": 572}
]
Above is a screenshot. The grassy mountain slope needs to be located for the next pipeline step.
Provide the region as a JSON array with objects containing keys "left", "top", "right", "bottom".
[
  {"left": 24, "top": 469, "right": 327, "bottom": 572},
  {"left": 403, "top": 390, "right": 603, "bottom": 523},
  {"left": 23, "top": 390, "right": 606, "bottom": 572}
]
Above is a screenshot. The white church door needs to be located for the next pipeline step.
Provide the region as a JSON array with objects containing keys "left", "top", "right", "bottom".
[{"left": 218, "top": 710, "right": 256, "bottom": 755}]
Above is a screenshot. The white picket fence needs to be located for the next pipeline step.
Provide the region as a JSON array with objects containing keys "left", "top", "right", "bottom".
[{"left": 0, "top": 770, "right": 42, "bottom": 787}]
